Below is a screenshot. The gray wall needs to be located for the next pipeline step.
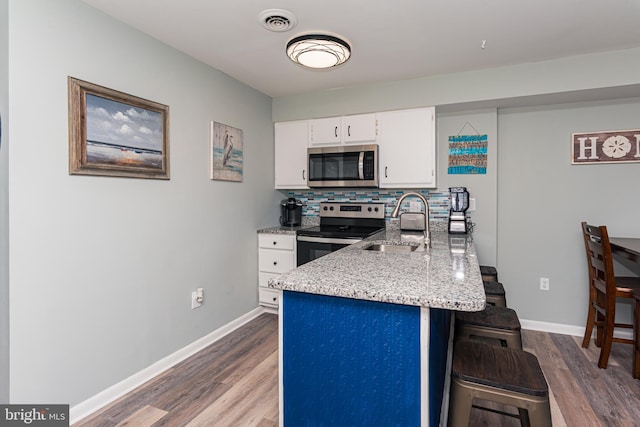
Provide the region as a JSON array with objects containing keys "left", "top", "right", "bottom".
[
  {"left": 8, "top": 0, "right": 279, "bottom": 405},
  {"left": 436, "top": 109, "right": 498, "bottom": 266},
  {"left": 497, "top": 98, "right": 640, "bottom": 326},
  {"left": 0, "top": 0, "right": 9, "bottom": 404},
  {"left": 272, "top": 47, "right": 640, "bottom": 122}
]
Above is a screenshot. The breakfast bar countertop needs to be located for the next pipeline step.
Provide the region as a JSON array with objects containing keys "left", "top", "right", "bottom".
[{"left": 269, "top": 229, "right": 486, "bottom": 311}]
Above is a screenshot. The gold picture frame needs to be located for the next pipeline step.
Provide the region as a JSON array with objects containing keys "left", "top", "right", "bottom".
[{"left": 68, "top": 77, "right": 170, "bottom": 179}]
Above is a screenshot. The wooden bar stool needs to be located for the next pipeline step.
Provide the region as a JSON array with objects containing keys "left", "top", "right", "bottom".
[
  {"left": 480, "top": 265, "right": 498, "bottom": 282},
  {"left": 483, "top": 281, "right": 507, "bottom": 307},
  {"left": 448, "top": 340, "right": 552, "bottom": 427},
  {"left": 455, "top": 305, "right": 522, "bottom": 349},
  {"left": 633, "top": 288, "right": 640, "bottom": 379}
]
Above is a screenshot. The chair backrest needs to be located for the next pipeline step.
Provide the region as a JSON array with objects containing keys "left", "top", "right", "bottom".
[{"left": 581, "top": 222, "right": 617, "bottom": 303}]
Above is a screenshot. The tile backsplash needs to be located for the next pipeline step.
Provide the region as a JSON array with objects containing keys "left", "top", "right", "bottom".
[{"left": 283, "top": 189, "right": 451, "bottom": 221}]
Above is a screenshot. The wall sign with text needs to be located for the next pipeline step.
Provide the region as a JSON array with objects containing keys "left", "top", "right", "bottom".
[{"left": 572, "top": 129, "right": 640, "bottom": 164}]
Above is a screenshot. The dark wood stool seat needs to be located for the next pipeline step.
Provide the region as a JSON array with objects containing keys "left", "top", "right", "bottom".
[
  {"left": 455, "top": 305, "right": 522, "bottom": 349},
  {"left": 448, "top": 341, "right": 552, "bottom": 427},
  {"left": 633, "top": 288, "right": 640, "bottom": 379},
  {"left": 483, "top": 281, "right": 506, "bottom": 307},
  {"left": 480, "top": 265, "right": 498, "bottom": 282}
]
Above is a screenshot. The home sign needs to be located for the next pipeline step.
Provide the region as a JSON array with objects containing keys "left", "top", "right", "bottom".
[{"left": 572, "top": 129, "right": 640, "bottom": 164}]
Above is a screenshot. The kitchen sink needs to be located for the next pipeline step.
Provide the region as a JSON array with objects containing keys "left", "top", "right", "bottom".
[{"left": 363, "top": 243, "right": 419, "bottom": 253}]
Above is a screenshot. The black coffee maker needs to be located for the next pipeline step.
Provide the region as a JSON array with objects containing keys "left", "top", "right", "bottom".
[{"left": 280, "top": 197, "right": 303, "bottom": 227}]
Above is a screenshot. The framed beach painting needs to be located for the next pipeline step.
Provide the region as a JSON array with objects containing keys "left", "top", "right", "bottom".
[
  {"left": 210, "top": 121, "right": 243, "bottom": 182},
  {"left": 68, "top": 77, "right": 170, "bottom": 179}
]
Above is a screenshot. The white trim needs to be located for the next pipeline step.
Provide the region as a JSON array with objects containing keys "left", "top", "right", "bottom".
[
  {"left": 278, "top": 294, "right": 284, "bottom": 427},
  {"left": 420, "top": 307, "right": 430, "bottom": 427},
  {"left": 520, "top": 318, "right": 633, "bottom": 340},
  {"left": 439, "top": 314, "right": 455, "bottom": 427},
  {"left": 70, "top": 307, "right": 266, "bottom": 425}
]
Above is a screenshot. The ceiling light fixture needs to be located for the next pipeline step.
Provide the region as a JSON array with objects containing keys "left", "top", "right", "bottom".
[{"left": 286, "top": 34, "right": 351, "bottom": 70}]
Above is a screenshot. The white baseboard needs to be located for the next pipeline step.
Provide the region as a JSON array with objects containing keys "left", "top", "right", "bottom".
[
  {"left": 70, "top": 307, "right": 267, "bottom": 425},
  {"left": 521, "top": 318, "right": 633, "bottom": 340}
]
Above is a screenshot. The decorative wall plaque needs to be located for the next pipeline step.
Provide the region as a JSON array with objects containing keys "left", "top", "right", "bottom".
[{"left": 572, "top": 129, "right": 640, "bottom": 164}]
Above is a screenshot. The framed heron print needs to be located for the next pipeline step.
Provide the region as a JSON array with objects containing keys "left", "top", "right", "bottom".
[{"left": 210, "top": 120, "right": 243, "bottom": 182}]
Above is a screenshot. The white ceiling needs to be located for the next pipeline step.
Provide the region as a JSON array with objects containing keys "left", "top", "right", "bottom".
[{"left": 81, "top": 0, "right": 640, "bottom": 98}]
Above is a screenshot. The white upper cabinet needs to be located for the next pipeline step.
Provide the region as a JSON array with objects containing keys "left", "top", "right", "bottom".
[
  {"left": 377, "top": 107, "right": 436, "bottom": 189},
  {"left": 342, "top": 114, "right": 378, "bottom": 143},
  {"left": 274, "top": 108, "right": 436, "bottom": 189},
  {"left": 274, "top": 120, "right": 309, "bottom": 189},
  {"left": 309, "top": 117, "right": 341, "bottom": 145},
  {"left": 309, "top": 113, "right": 377, "bottom": 145}
]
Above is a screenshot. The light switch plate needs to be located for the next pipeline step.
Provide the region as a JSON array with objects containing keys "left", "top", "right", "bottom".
[{"left": 191, "top": 291, "right": 202, "bottom": 309}]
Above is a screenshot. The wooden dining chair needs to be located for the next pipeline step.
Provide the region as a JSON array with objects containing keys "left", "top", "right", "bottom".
[{"left": 581, "top": 222, "right": 640, "bottom": 369}]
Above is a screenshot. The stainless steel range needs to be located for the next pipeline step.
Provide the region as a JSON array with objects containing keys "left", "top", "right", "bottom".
[{"left": 296, "top": 202, "right": 386, "bottom": 266}]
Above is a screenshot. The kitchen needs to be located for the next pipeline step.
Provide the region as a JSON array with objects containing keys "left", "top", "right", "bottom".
[{"left": 2, "top": 0, "right": 640, "bottom": 425}]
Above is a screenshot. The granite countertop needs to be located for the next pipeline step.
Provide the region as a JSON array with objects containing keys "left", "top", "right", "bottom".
[
  {"left": 257, "top": 225, "right": 304, "bottom": 235},
  {"left": 268, "top": 228, "right": 486, "bottom": 311},
  {"left": 257, "top": 217, "right": 319, "bottom": 235}
]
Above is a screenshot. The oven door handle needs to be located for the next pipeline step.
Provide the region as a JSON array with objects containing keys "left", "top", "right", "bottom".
[
  {"left": 358, "top": 151, "right": 365, "bottom": 180},
  {"left": 297, "top": 235, "right": 362, "bottom": 245}
]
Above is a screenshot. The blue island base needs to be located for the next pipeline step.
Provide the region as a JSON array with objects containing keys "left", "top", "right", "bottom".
[{"left": 281, "top": 290, "right": 451, "bottom": 427}]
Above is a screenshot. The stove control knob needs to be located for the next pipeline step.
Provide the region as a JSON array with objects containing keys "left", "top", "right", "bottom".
[
  {"left": 329, "top": 206, "right": 334, "bottom": 211},
  {"left": 374, "top": 207, "right": 379, "bottom": 212},
  {"left": 323, "top": 206, "right": 328, "bottom": 211},
  {"left": 367, "top": 207, "right": 372, "bottom": 212}
]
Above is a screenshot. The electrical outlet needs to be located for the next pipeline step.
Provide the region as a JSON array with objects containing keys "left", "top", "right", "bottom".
[
  {"left": 409, "top": 201, "right": 421, "bottom": 212},
  {"left": 191, "top": 291, "right": 202, "bottom": 309},
  {"left": 540, "top": 277, "right": 550, "bottom": 291}
]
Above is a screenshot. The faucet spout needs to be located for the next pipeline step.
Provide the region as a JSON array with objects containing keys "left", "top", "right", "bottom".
[{"left": 391, "top": 192, "right": 431, "bottom": 246}]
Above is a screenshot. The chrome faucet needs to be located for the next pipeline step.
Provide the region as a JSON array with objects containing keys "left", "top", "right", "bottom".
[{"left": 391, "top": 192, "right": 431, "bottom": 246}]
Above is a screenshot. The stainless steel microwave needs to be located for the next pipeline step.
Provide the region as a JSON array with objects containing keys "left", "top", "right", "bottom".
[{"left": 307, "top": 144, "right": 379, "bottom": 188}]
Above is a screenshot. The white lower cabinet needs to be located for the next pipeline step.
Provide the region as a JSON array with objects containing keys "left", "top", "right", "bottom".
[{"left": 258, "top": 233, "right": 296, "bottom": 309}]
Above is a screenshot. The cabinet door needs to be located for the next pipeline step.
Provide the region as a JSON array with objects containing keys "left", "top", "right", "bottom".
[
  {"left": 342, "top": 113, "right": 377, "bottom": 143},
  {"left": 378, "top": 107, "right": 436, "bottom": 188},
  {"left": 309, "top": 117, "right": 342, "bottom": 145},
  {"left": 275, "top": 121, "right": 309, "bottom": 189}
]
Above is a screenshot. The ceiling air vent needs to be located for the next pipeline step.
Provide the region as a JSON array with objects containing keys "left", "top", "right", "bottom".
[{"left": 259, "top": 9, "right": 297, "bottom": 32}]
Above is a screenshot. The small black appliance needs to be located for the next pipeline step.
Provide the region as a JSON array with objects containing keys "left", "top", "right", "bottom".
[
  {"left": 448, "top": 187, "right": 470, "bottom": 234},
  {"left": 280, "top": 197, "right": 303, "bottom": 227}
]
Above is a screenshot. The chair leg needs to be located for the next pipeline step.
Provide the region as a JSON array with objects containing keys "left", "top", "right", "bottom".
[
  {"left": 448, "top": 379, "right": 473, "bottom": 427},
  {"left": 597, "top": 315, "right": 615, "bottom": 369},
  {"left": 518, "top": 408, "right": 531, "bottom": 427},
  {"left": 526, "top": 400, "right": 553, "bottom": 427},
  {"left": 595, "top": 311, "right": 605, "bottom": 347},
  {"left": 582, "top": 304, "right": 596, "bottom": 348},
  {"left": 634, "top": 296, "right": 640, "bottom": 379}
]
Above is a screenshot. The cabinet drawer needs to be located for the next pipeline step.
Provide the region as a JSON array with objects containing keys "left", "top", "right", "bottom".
[
  {"left": 259, "top": 287, "right": 281, "bottom": 307},
  {"left": 259, "top": 234, "right": 295, "bottom": 250},
  {"left": 259, "top": 250, "right": 295, "bottom": 273},
  {"left": 259, "top": 272, "right": 281, "bottom": 287}
]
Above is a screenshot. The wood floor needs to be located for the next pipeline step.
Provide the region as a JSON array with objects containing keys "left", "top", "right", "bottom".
[{"left": 74, "top": 312, "right": 640, "bottom": 427}]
